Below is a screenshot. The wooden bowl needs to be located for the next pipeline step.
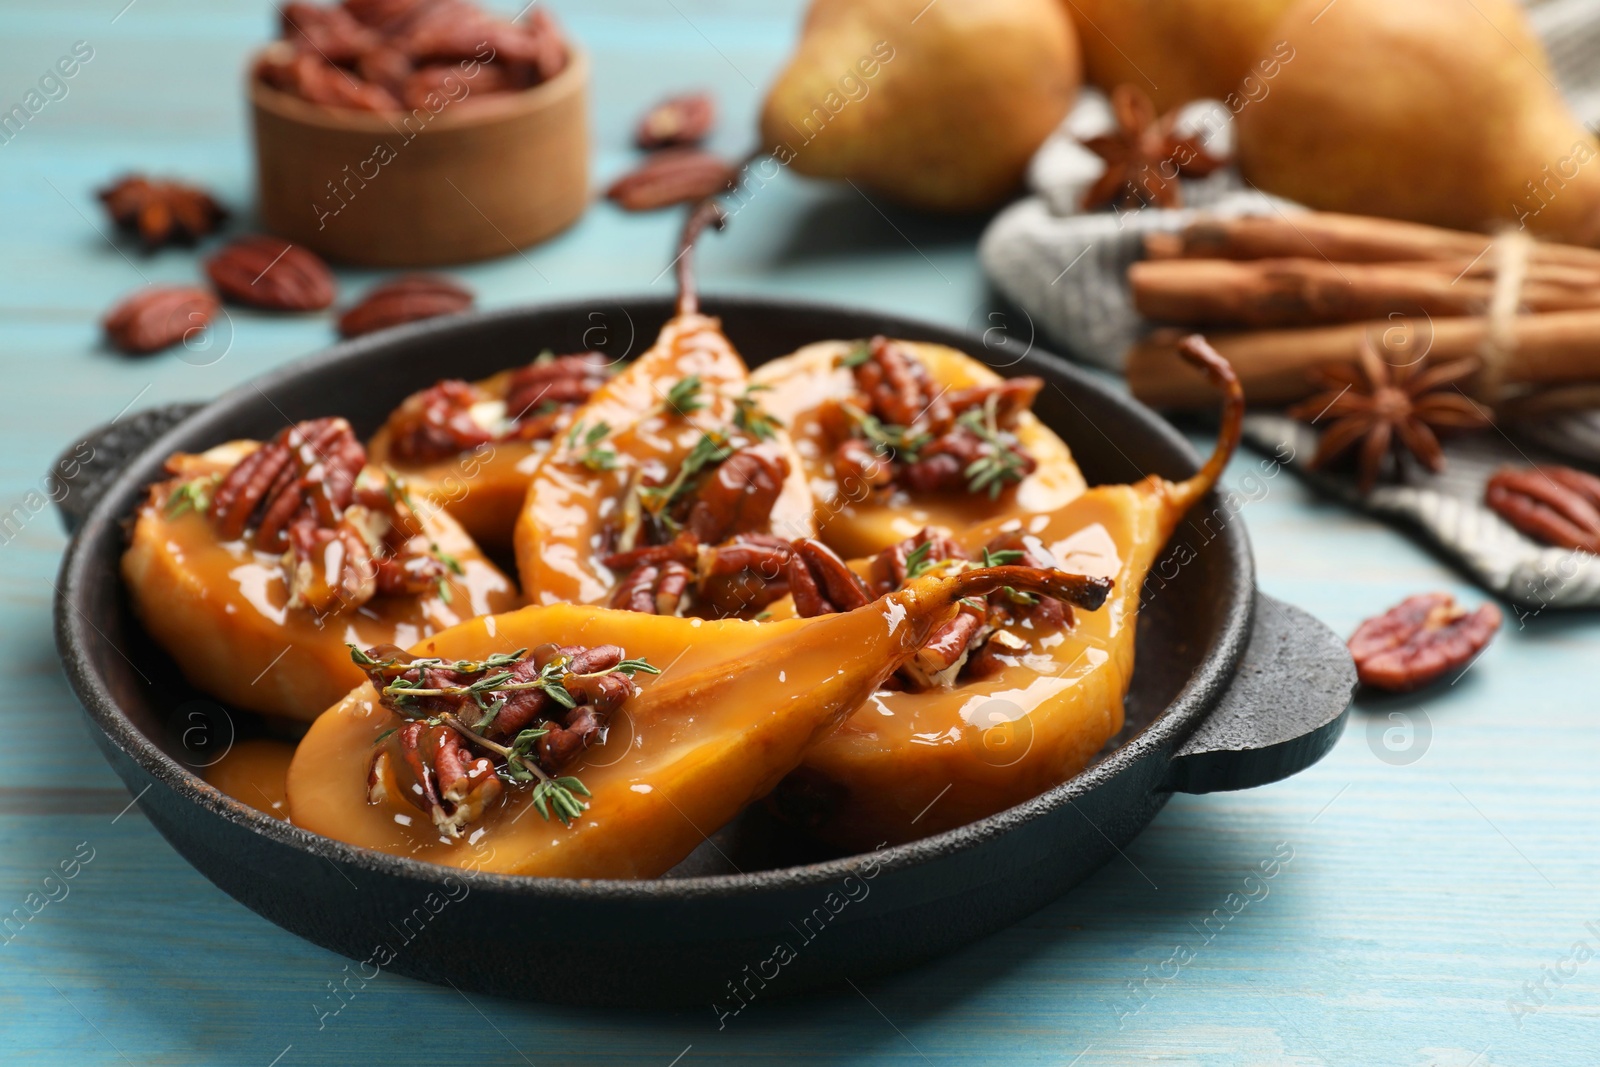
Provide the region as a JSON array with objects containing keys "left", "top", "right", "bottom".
[{"left": 249, "top": 48, "right": 589, "bottom": 267}]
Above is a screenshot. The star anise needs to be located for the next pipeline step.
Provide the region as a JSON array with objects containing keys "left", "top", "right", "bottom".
[
  {"left": 1287, "top": 336, "right": 1493, "bottom": 494},
  {"left": 98, "top": 174, "right": 228, "bottom": 249},
  {"left": 1079, "top": 84, "right": 1226, "bottom": 211}
]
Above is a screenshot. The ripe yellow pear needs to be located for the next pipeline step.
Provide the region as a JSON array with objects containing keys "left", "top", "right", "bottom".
[
  {"left": 1063, "top": 0, "right": 1295, "bottom": 111},
  {"left": 760, "top": 0, "right": 1080, "bottom": 211},
  {"left": 1236, "top": 0, "right": 1600, "bottom": 244}
]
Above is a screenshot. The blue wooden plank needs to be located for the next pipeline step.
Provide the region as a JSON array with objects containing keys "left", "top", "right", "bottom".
[{"left": 4, "top": 0, "right": 1600, "bottom": 1064}]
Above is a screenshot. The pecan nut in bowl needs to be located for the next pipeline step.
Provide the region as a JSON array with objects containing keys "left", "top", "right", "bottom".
[
  {"left": 1484, "top": 465, "right": 1600, "bottom": 554},
  {"left": 121, "top": 417, "right": 518, "bottom": 719},
  {"left": 1347, "top": 593, "right": 1502, "bottom": 692},
  {"left": 102, "top": 286, "right": 219, "bottom": 355},
  {"left": 337, "top": 274, "right": 474, "bottom": 338},
  {"left": 205, "top": 235, "right": 337, "bottom": 311}
]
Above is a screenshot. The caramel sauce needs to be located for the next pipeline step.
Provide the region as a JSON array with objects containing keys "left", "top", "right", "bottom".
[
  {"left": 781, "top": 482, "right": 1180, "bottom": 850},
  {"left": 121, "top": 468, "right": 520, "bottom": 721},
  {"left": 751, "top": 340, "right": 1089, "bottom": 558},
  {"left": 287, "top": 598, "right": 941, "bottom": 878},
  {"left": 368, "top": 367, "right": 548, "bottom": 551},
  {"left": 515, "top": 314, "right": 814, "bottom": 606},
  {"left": 204, "top": 739, "right": 297, "bottom": 819}
]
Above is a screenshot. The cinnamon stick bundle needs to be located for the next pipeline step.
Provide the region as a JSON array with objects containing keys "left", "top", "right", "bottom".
[
  {"left": 1129, "top": 257, "right": 1600, "bottom": 328},
  {"left": 1144, "top": 212, "right": 1600, "bottom": 272},
  {"left": 1126, "top": 311, "right": 1600, "bottom": 409}
]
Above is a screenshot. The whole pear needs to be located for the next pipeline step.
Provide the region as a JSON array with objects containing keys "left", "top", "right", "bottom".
[
  {"left": 1063, "top": 0, "right": 1296, "bottom": 111},
  {"left": 759, "top": 0, "right": 1079, "bottom": 212},
  {"left": 1236, "top": 0, "right": 1600, "bottom": 244}
]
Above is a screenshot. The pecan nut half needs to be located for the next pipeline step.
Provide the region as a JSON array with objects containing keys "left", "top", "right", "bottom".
[
  {"left": 1485, "top": 465, "right": 1600, "bottom": 554},
  {"left": 1348, "top": 593, "right": 1502, "bottom": 692},
  {"left": 337, "top": 274, "right": 474, "bottom": 338},
  {"left": 205, "top": 235, "right": 337, "bottom": 311},
  {"left": 605, "top": 149, "right": 736, "bottom": 212},
  {"left": 635, "top": 92, "right": 715, "bottom": 149},
  {"left": 102, "top": 286, "right": 219, "bottom": 355}
]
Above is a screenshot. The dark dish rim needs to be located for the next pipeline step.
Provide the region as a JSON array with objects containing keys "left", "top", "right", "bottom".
[{"left": 55, "top": 293, "right": 1254, "bottom": 902}]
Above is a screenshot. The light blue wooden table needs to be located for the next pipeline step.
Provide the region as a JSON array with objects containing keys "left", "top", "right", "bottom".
[{"left": 4, "top": 2, "right": 1597, "bottom": 1063}]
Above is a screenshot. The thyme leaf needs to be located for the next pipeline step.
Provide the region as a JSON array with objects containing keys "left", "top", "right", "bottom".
[
  {"left": 565, "top": 420, "right": 618, "bottom": 472},
  {"left": 959, "top": 394, "right": 1029, "bottom": 499},
  {"left": 732, "top": 384, "right": 782, "bottom": 441},
  {"left": 663, "top": 375, "right": 705, "bottom": 418}
]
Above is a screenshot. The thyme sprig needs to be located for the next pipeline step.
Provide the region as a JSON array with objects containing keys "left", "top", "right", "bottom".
[
  {"left": 165, "top": 473, "right": 220, "bottom": 518},
  {"left": 565, "top": 420, "right": 619, "bottom": 472},
  {"left": 663, "top": 375, "right": 705, "bottom": 418},
  {"left": 352, "top": 645, "right": 661, "bottom": 828},
  {"left": 840, "top": 341, "right": 873, "bottom": 368},
  {"left": 638, "top": 430, "right": 734, "bottom": 515},
  {"left": 843, "top": 403, "right": 930, "bottom": 463},
  {"left": 732, "top": 384, "right": 782, "bottom": 441},
  {"left": 960, "top": 394, "right": 1030, "bottom": 499}
]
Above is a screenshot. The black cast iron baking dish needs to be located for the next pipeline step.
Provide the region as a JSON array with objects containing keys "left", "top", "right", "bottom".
[{"left": 55, "top": 294, "right": 1355, "bottom": 1008}]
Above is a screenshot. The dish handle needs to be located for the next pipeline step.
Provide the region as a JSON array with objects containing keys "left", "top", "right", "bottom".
[
  {"left": 1162, "top": 593, "right": 1355, "bottom": 794},
  {"left": 53, "top": 403, "right": 204, "bottom": 536}
]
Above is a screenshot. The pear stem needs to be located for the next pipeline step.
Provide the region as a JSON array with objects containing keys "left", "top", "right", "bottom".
[
  {"left": 938, "top": 566, "right": 1114, "bottom": 612},
  {"left": 674, "top": 148, "right": 769, "bottom": 318},
  {"left": 1170, "top": 334, "right": 1245, "bottom": 509}
]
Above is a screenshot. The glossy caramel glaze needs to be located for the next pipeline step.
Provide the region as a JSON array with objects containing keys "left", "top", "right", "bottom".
[
  {"left": 750, "top": 340, "right": 1088, "bottom": 559},
  {"left": 513, "top": 314, "right": 814, "bottom": 607},
  {"left": 286, "top": 580, "right": 982, "bottom": 878},
  {"left": 369, "top": 367, "right": 565, "bottom": 552},
  {"left": 204, "top": 739, "right": 297, "bottom": 820},
  {"left": 121, "top": 445, "right": 520, "bottom": 722}
]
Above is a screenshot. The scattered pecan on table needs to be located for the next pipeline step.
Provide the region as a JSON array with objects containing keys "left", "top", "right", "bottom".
[
  {"left": 635, "top": 92, "right": 715, "bottom": 149},
  {"left": 98, "top": 174, "right": 228, "bottom": 249},
  {"left": 1078, "top": 84, "right": 1226, "bottom": 212},
  {"left": 189, "top": 417, "right": 447, "bottom": 613},
  {"left": 1484, "top": 465, "right": 1600, "bottom": 554},
  {"left": 1286, "top": 335, "right": 1492, "bottom": 495},
  {"left": 605, "top": 149, "right": 737, "bottom": 212},
  {"left": 257, "top": 0, "right": 568, "bottom": 113},
  {"left": 379, "top": 351, "right": 611, "bottom": 464},
  {"left": 825, "top": 336, "right": 1043, "bottom": 500},
  {"left": 1347, "top": 593, "right": 1502, "bottom": 692},
  {"left": 205, "top": 235, "right": 337, "bottom": 312},
  {"left": 357, "top": 642, "right": 658, "bottom": 834},
  {"left": 102, "top": 286, "right": 219, "bottom": 355},
  {"left": 337, "top": 274, "right": 473, "bottom": 338}
]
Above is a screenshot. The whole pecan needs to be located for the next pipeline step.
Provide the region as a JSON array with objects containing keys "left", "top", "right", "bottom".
[
  {"left": 369, "top": 720, "right": 501, "bottom": 837},
  {"left": 685, "top": 442, "right": 790, "bottom": 543},
  {"left": 503, "top": 352, "right": 611, "bottom": 429},
  {"left": 356, "top": 45, "right": 412, "bottom": 95},
  {"left": 1348, "top": 593, "right": 1502, "bottom": 692},
  {"left": 696, "top": 533, "right": 794, "bottom": 617},
  {"left": 605, "top": 149, "right": 737, "bottom": 212},
  {"left": 209, "top": 417, "right": 365, "bottom": 546},
  {"left": 609, "top": 559, "right": 694, "bottom": 615},
  {"left": 1485, "top": 466, "right": 1600, "bottom": 554},
  {"left": 280, "top": 2, "right": 378, "bottom": 63},
  {"left": 98, "top": 174, "right": 228, "bottom": 249},
  {"left": 635, "top": 92, "right": 715, "bottom": 149},
  {"left": 102, "top": 286, "right": 219, "bottom": 355},
  {"left": 206, "top": 235, "right": 336, "bottom": 311},
  {"left": 786, "top": 538, "right": 872, "bottom": 618},
  {"left": 337, "top": 274, "right": 474, "bottom": 338},
  {"left": 256, "top": 47, "right": 402, "bottom": 111}
]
